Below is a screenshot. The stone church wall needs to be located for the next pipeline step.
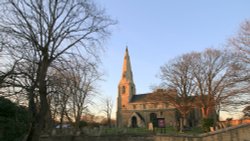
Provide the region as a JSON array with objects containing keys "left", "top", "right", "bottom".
[
  {"left": 119, "top": 108, "right": 177, "bottom": 128},
  {"left": 120, "top": 111, "right": 133, "bottom": 127}
]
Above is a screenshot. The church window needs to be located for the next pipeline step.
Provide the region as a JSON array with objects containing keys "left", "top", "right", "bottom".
[
  {"left": 123, "top": 72, "right": 126, "bottom": 78},
  {"left": 149, "top": 113, "right": 158, "bottom": 127},
  {"left": 122, "top": 86, "right": 126, "bottom": 94},
  {"left": 133, "top": 105, "right": 136, "bottom": 109}
]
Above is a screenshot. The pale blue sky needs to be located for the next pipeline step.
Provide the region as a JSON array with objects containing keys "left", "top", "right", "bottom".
[{"left": 95, "top": 0, "right": 250, "bottom": 119}]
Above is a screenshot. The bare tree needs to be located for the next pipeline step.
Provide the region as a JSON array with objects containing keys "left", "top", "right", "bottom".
[
  {"left": 226, "top": 20, "right": 250, "bottom": 116},
  {"left": 48, "top": 55, "right": 102, "bottom": 130},
  {"left": 160, "top": 53, "right": 196, "bottom": 132},
  {"left": 243, "top": 105, "right": 250, "bottom": 118},
  {"left": 101, "top": 96, "right": 113, "bottom": 127},
  {"left": 230, "top": 20, "right": 250, "bottom": 64},
  {"left": 67, "top": 58, "right": 101, "bottom": 130},
  {"left": 48, "top": 68, "right": 71, "bottom": 129},
  {"left": 0, "top": 48, "right": 20, "bottom": 89},
  {"left": 159, "top": 48, "right": 248, "bottom": 130},
  {"left": 191, "top": 49, "right": 247, "bottom": 121},
  {"left": 0, "top": 0, "right": 115, "bottom": 140},
  {"left": 229, "top": 20, "right": 250, "bottom": 93}
]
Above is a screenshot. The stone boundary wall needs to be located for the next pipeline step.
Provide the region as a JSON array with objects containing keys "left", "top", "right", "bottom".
[
  {"left": 220, "top": 119, "right": 250, "bottom": 126},
  {"left": 40, "top": 123, "right": 250, "bottom": 141},
  {"left": 156, "top": 123, "right": 250, "bottom": 141}
]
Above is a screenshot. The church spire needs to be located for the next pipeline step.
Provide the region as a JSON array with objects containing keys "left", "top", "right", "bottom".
[
  {"left": 120, "top": 47, "right": 134, "bottom": 83},
  {"left": 117, "top": 47, "right": 136, "bottom": 126}
]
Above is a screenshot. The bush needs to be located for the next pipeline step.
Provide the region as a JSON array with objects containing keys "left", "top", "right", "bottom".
[
  {"left": 201, "top": 118, "right": 214, "bottom": 132},
  {"left": 0, "top": 97, "right": 31, "bottom": 141},
  {"left": 79, "top": 120, "right": 88, "bottom": 128}
]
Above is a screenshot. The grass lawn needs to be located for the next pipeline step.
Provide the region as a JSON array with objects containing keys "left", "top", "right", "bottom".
[
  {"left": 101, "top": 127, "right": 152, "bottom": 135},
  {"left": 183, "top": 127, "right": 204, "bottom": 135},
  {"left": 101, "top": 126, "right": 204, "bottom": 136}
]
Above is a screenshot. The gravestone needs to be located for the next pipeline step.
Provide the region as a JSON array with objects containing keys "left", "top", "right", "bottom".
[
  {"left": 210, "top": 127, "right": 215, "bottom": 132},
  {"left": 148, "top": 122, "right": 153, "bottom": 131},
  {"left": 51, "top": 129, "right": 57, "bottom": 136}
]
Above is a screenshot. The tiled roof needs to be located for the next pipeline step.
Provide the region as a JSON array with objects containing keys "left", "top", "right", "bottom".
[
  {"left": 130, "top": 89, "right": 176, "bottom": 103},
  {"left": 130, "top": 93, "right": 152, "bottom": 103}
]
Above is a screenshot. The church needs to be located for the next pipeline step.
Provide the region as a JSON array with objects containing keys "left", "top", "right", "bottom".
[
  {"left": 116, "top": 48, "right": 178, "bottom": 128},
  {"left": 116, "top": 48, "right": 202, "bottom": 128}
]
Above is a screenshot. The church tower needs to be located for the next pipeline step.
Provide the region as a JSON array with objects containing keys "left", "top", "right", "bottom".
[{"left": 117, "top": 47, "right": 136, "bottom": 127}]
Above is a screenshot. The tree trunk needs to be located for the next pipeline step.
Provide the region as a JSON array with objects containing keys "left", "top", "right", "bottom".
[
  {"left": 26, "top": 122, "right": 40, "bottom": 141},
  {"left": 179, "top": 113, "right": 188, "bottom": 133},
  {"left": 201, "top": 107, "right": 209, "bottom": 118},
  {"left": 215, "top": 105, "right": 220, "bottom": 122},
  {"left": 179, "top": 118, "right": 184, "bottom": 132},
  {"left": 27, "top": 58, "right": 50, "bottom": 141},
  {"left": 59, "top": 109, "right": 64, "bottom": 130},
  {"left": 108, "top": 117, "right": 111, "bottom": 127},
  {"left": 27, "top": 93, "right": 49, "bottom": 141},
  {"left": 183, "top": 116, "right": 187, "bottom": 127},
  {"left": 26, "top": 87, "right": 37, "bottom": 141}
]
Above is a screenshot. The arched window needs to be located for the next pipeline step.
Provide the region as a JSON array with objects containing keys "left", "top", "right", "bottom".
[
  {"left": 122, "top": 86, "right": 126, "bottom": 94},
  {"left": 150, "top": 113, "right": 158, "bottom": 127}
]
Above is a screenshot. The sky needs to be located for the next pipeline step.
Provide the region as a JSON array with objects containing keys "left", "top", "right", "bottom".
[{"left": 94, "top": 0, "right": 250, "bottom": 119}]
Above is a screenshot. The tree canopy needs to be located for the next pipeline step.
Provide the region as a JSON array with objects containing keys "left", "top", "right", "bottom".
[{"left": 0, "top": 0, "right": 116, "bottom": 140}]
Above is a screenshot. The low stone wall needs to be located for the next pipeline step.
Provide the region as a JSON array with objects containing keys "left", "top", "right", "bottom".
[
  {"left": 220, "top": 119, "right": 250, "bottom": 126},
  {"left": 156, "top": 123, "right": 250, "bottom": 141},
  {"left": 40, "top": 123, "right": 250, "bottom": 141},
  {"left": 201, "top": 123, "right": 250, "bottom": 141}
]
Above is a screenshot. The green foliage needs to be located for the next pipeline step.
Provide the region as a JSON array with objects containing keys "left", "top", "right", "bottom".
[
  {"left": 0, "top": 97, "right": 16, "bottom": 117},
  {"left": 100, "top": 126, "right": 203, "bottom": 136},
  {"left": 0, "top": 97, "right": 31, "bottom": 141},
  {"left": 201, "top": 118, "right": 214, "bottom": 132},
  {"left": 79, "top": 120, "right": 88, "bottom": 128},
  {"left": 101, "top": 127, "right": 152, "bottom": 136},
  {"left": 183, "top": 127, "right": 204, "bottom": 134}
]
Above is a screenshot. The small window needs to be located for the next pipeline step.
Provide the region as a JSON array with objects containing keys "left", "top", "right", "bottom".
[
  {"left": 122, "top": 86, "right": 126, "bottom": 94},
  {"left": 133, "top": 105, "right": 136, "bottom": 109},
  {"left": 123, "top": 72, "right": 126, "bottom": 78}
]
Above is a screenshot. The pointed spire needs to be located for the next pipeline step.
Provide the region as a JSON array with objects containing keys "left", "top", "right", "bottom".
[{"left": 120, "top": 47, "right": 134, "bottom": 83}]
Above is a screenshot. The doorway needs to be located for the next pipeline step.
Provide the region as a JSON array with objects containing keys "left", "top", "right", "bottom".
[{"left": 131, "top": 116, "right": 137, "bottom": 128}]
